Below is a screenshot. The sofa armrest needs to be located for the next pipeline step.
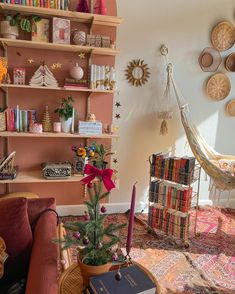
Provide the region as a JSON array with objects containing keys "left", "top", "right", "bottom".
[{"left": 26, "top": 210, "right": 58, "bottom": 294}]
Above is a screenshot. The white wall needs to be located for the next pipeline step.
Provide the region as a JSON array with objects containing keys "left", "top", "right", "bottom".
[{"left": 110, "top": 0, "right": 235, "bottom": 209}]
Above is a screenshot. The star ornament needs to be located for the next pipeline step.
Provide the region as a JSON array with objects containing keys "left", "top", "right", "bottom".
[
  {"left": 78, "top": 52, "right": 85, "bottom": 59},
  {"left": 113, "top": 158, "right": 118, "bottom": 164},
  {"left": 115, "top": 113, "right": 121, "bottom": 119},
  {"left": 56, "top": 62, "right": 62, "bottom": 68},
  {"left": 27, "top": 58, "right": 34, "bottom": 64},
  {"left": 115, "top": 102, "right": 121, "bottom": 107},
  {"left": 51, "top": 64, "right": 56, "bottom": 70}
]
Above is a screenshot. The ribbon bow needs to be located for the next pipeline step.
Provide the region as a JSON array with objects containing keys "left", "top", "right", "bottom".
[
  {"left": 81, "top": 164, "right": 115, "bottom": 192},
  {"left": 0, "top": 237, "right": 8, "bottom": 279}
]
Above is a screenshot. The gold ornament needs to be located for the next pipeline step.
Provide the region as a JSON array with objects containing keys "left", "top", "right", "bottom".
[
  {"left": 78, "top": 52, "right": 85, "bottom": 59},
  {"left": 125, "top": 59, "right": 150, "bottom": 87},
  {"left": 42, "top": 105, "right": 53, "bottom": 132},
  {"left": 56, "top": 62, "right": 62, "bottom": 68}
]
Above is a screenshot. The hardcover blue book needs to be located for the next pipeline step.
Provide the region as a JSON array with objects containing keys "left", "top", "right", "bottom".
[{"left": 89, "top": 265, "right": 156, "bottom": 294}]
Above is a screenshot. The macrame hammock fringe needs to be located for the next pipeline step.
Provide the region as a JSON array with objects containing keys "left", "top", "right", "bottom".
[{"left": 167, "top": 63, "right": 235, "bottom": 191}]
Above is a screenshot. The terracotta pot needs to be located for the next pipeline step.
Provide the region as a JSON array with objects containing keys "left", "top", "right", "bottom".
[
  {"left": 0, "top": 21, "right": 19, "bottom": 39},
  {"left": 78, "top": 258, "right": 111, "bottom": 286}
]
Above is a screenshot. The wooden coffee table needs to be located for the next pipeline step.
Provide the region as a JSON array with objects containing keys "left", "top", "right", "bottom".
[{"left": 58, "top": 261, "right": 160, "bottom": 294}]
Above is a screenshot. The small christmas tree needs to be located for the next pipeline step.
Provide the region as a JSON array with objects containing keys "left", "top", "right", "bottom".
[
  {"left": 30, "top": 63, "right": 58, "bottom": 87},
  {"left": 59, "top": 143, "right": 125, "bottom": 267},
  {"left": 42, "top": 106, "right": 53, "bottom": 132},
  {"left": 77, "top": 0, "right": 89, "bottom": 13}
]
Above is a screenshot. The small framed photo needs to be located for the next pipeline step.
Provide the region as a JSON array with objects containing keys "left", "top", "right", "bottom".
[
  {"left": 86, "top": 34, "right": 96, "bottom": 47},
  {"left": 13, "top": 68, "right": 26, "bottom": 85},
  {"left": 101, "top": 36, "right": 111, "bottom": 48},
  {"left": 52, "top": 17, "right": 70, "bottom": 44}
]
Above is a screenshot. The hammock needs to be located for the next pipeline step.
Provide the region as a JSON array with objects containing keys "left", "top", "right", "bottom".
[{"left": 167, "top": 64, "right": 235, "bottom": 190}]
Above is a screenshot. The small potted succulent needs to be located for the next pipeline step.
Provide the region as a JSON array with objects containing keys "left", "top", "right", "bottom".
[
  {"left": 54, "top": 96, "right": 74, "bottom": 133},
  {"left": 0, "top": 14, "right": 41, "bottom": 39}
]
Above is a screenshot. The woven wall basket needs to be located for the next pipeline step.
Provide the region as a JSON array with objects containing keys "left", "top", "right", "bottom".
[
  {"left": 0, "top": 112, "right": 6, "bottom": 132},
  {"left": 211, "top": 21, "right": 235, "bottom": 51},
  {"left": 206, "top": 73, "right": 231, "bottom": 101},
  {"left": 226, "top": 99, "right": 235, "bottom": 116},
  {"left": 225, "top": 53, "right": 235, "bottom": 72}
]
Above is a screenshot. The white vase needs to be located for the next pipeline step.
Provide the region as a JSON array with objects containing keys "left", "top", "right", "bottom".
[
  {"left": 60, "top": 117, "right": 72, "bottom": 133},
  {"left": 0, "top": 21, "right": 19, "bottom": 39},
  {"left": 69, "top": 63, "right": 84, "bottom": 80}
]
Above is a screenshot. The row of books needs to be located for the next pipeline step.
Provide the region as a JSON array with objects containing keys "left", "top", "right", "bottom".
[
  {"left": 148, "top": 205, "right": 189, "bottom": 240},
  {"left": 149, "top": 179, "right": 192, "bottom": 212},
  {"left": 151, "top": 153, "right": 196, "bottom": 185},
  {"left": 5, "top": 107, "right": 36, "bottom": 132},
  {"left": 64, "top": 78, "right": 88, "bottom": 89},
  {"left": 2, "top": 0, "right": 70, "bottom": 10},
  {"left": 90, "top": 64, "right": 116, "bottom": 91}
]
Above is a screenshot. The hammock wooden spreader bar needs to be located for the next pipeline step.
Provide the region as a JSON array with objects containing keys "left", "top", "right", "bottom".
[{"left": 167, "top": 64, "right": 235, "bottom": 190}]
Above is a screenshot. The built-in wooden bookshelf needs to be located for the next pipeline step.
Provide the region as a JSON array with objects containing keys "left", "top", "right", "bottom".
[
  {"left": 0, "top": 131, "right": 119, "bottom": 139},
  {"left": 0, "top": 3, "right": 123, "bottom": 27},
  {"left": 0, "top": 84, "right": 115, "bottom": 93},
  {"left": 0, "top": 38, "right": 120, "bottom": 56}
]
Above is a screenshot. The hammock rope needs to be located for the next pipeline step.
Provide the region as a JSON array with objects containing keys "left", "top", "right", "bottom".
[{"left": 167, "top": 64, "right": 235, "bottom": 191}]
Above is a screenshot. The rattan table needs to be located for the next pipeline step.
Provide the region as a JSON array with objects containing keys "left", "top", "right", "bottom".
[{"left": 58, "top": 261, "right": 160, "bottom": 294}]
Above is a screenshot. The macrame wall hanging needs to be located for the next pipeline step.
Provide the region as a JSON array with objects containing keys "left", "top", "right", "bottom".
[{"left": 157, "top": 45, "right": 174, "bottom": 136}]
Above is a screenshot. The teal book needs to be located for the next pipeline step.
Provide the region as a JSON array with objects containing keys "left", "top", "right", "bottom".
[{"left": 89, "top": 265, "right": 156, "bottom": 294}]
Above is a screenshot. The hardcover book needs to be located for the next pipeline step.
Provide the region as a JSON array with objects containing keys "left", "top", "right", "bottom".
[{"left": 89, "top": 265, "right": 156, "bottom": 294}]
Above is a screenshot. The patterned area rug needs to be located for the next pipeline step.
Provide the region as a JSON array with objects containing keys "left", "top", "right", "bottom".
[{"left": 61, "top": 206, "right": 235, "bottom": 294}]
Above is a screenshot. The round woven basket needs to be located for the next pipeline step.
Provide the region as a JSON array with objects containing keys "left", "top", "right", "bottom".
[
  {"left": 206, "top": 73, "right": 231, "bottom": 101},
  {"left": 226, "top": 99, "right": 235, "bottom": 116},
  {"left": 211, "top": 21, "right": 235, "bottom": 51},
  {"left": 0, "top": 112, "right": 6, "bottom": 132},
  {"left": 225, "top": 53, "right": 235, "bottom": 72}
]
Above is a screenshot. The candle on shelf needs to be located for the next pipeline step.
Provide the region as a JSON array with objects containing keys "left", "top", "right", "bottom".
[
  {"left": 126, "top": 182, "right": 137, "bottom": 256},
  {"left": 53, "top": 122, "right": 61, "bottom": 133}
]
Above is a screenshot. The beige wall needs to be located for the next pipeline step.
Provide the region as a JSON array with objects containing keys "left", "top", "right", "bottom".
[{"left": 110, "top": 0, "right": 235, "bottom": 209}]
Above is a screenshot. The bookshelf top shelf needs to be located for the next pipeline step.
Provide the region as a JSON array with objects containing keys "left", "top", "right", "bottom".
[
  {"left": 0, "top": 3, "right": 123, "bottom": 27},
  {"left": 0, "top": 38, "right": 120, "bottom": 56}
]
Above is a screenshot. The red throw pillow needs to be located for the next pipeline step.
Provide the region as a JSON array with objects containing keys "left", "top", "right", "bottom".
[{"left": 0, "top": 198, "right": 33, "bottom": 284}]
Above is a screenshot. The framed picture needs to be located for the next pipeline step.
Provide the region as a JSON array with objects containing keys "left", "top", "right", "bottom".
[
  {"left": 13, "top": 68, "right": 26, "bottom": 85},
  {"left": 101, "top": 36, "right": 111, "bottom": 48},
  {"left": 32, "top": 19, "right": 49, "bottom": 43},
  {"left": 52, "top": 17, "right": 70, "bottom": 45}
]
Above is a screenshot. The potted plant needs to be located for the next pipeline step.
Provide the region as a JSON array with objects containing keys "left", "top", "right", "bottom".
[
  {"left": 54, "top": 96, "right": 74, "bottom": 133},
  {"left": 0, "top": 14, "right": 41, "bottom": 39},
  {"left": 58, "top": 164, "right": 126, "bottom": 285},
  {"left": 91, "top": 141, "right": 115, "bottom": 169}
]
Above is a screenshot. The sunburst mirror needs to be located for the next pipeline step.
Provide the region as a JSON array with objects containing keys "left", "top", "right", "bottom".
[{"left": 125, "top": 59, "right": 150, "bottom": 87}]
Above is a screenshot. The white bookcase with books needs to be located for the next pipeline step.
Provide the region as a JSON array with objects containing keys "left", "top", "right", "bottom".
[{"left": 148, "top": 153, "right": 201, "bottom": 247}]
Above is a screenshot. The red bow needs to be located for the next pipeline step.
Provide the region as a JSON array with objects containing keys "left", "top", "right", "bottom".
[{"left": 81, "top": 164, "right": 115, "bottom": 192}]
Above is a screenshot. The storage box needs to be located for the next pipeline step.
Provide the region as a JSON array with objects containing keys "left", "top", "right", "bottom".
[
  {"left": 78, "top": 121, "right": 102, "bottom": 135},
  {"left": 42, "top": 162, "right": 72, "bottom": 179}
]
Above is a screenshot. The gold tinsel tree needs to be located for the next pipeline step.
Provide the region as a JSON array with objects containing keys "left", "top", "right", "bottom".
[{"left": 42, "top": 105, "right": 52, "bottom": 132}]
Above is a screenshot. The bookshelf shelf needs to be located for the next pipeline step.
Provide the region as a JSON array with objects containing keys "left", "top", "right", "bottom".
[
  {"left": 0, "top": 38, "right": 120, "bottom": 56},
  {"left": 0, "top": 3, "right": 123, "bottom": 27},
  {"left": 0, "top": 84, "right": 115, "bottom": 94},
  {"left": 0, "top": 131, "right": 119, "bottom": 139},
  {"left": 0, "top": 170, "right": 83, "bottom": 184},
  {"left": 148, "top": 154, "right": 201, "bottom": 247}
]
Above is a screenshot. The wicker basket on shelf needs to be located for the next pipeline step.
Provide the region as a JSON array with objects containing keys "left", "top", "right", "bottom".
[{"left": 0, "top": 112, "right": 6, "bottom": 132}]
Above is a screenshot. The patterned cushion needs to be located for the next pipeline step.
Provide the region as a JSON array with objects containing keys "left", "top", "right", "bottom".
[{"left": 0, "top": 237, "right": 8, "bottom": 279}]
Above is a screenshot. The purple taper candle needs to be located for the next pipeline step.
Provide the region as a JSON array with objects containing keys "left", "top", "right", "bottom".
[{"left": 126, "top": 182, "right": 137, "bottom": 256}]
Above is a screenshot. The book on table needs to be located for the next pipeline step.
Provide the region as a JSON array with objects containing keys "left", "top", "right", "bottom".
[{"left": 88, "top": 264, "right": 156, "bottom": 294}]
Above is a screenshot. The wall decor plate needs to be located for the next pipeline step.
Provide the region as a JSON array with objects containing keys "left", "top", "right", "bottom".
[
  {"left": 226, "top": 99, "right": 235, "bottom": 116},
  {"left": 225, "top": 52, "right": 235, "bottom": 72},
  {"left": 211, "top": 21, "right": 235, "bottom": 51},
  {"left": 198, "top": 47, "right": 222, "bottom": 72},
  {"left": 206, "top": 73, "right": 231, "bottom": 101}
]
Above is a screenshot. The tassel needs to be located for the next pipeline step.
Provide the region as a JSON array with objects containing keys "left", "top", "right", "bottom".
[{"left": 160, "top": 119, "right": 168, "bottom": 136}]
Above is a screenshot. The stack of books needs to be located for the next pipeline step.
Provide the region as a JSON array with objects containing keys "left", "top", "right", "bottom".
[
  {"left": 64, "top": 78, "right": 88, "bottom": 89},
  {"left": 87, "top": 265, "right": 156, "bottom": 294},
  {"left": 3, "top": 0, "right": 70, "bottom": 11},
  {"left": 90, "top": 64, "right": 116, "bottom": 91},
  {"left": 151, "top": 153, "right": 196, "bottom": 185},
  {"left": 149, "top": 180, "right": 192, "bottom": 212},
  {"left": 148, "top": 205, "right": 189, "bottom": 240},
  {"left": 5, "top": 106, "right": 36, "bottom": 132}
]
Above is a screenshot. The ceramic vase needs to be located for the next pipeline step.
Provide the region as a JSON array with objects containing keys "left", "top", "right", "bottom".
[
  {"left": 69, "top": 63, "right": 84, "bottom": 80},
  {"left": 74, "top": 157, "right": 87, "bottom": 174},
  {"left": 60, "top": 117, "right": 72, "bottom": 133},
  {"left": 0, "top": 21, "right": 19, "bottom": 39}
]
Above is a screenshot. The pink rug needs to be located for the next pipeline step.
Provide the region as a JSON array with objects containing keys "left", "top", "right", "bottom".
[{"left": 61, "top": 206, "right": 235, "bottom": 294}]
